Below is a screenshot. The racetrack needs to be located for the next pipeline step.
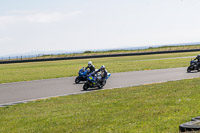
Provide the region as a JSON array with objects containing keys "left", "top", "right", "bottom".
[{"left": 0, "top": 67, "right": 200, "bottom": 107}]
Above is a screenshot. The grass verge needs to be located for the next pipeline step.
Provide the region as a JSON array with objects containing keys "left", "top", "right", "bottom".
[
  {"left": 0, "top": 78, "right": 200, "bottom": 132},
  {"left": 0, "top": 51, "right": 199, "bottom": 83}
]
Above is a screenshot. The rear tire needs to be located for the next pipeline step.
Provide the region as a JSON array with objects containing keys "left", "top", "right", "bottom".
[
  {"left": 75, "top": 77, "right": 81, "bottom": 84},
  {"left": 83, "top": 83, "right": 89, "bottom": 90},
  {"left": 187, "top": 67, "right": 191, "bottom": 73}
]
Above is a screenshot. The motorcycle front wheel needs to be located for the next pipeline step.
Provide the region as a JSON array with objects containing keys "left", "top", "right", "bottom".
[
  {"left": 98, "top": 84, "right": 103, "bottom": 89},
  {"left": 197, "top": 66, "right": 200, "bottom": 72}
]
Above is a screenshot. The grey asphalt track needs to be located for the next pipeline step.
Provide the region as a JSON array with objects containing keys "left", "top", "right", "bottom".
[{"left": 0, "top": 67, "right": 200, "bottom": 107}]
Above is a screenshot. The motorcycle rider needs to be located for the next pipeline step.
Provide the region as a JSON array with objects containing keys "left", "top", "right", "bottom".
[
  {"left": 194, "top": 55, "right": 200, "bottom": 62},
  {"left": 194, "top": 55, "right": 200, "bottom": 68},
  {"left": 94, "top": 65, "right": 108, "bottom": 83},
  {"left": 85, "top": 61, "right": 95, "bottom": 73}
]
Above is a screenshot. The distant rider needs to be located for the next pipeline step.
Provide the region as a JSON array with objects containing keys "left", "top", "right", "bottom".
[
  {"left": 194, "top": 55, "right": 200, "bottom": 62},
  {"left": 85, "top": 61, "right": 95, "bottom": 73},
  {"left": 194, "top": 55, "right": 200, "bottom": 68}
]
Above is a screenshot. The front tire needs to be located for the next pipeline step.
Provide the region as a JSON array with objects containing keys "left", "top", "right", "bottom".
[
  {"left": 75, "top": 77, "right": 81, "bottom": 84},
  {"left": 197, "top": 66, "right": 200, "bottom": 72},
  {"left": 98, "top": 84, "right": 103, "bottom": 89},
  {"left": 102, "top": 80, "right": 106, "bottom": 86},
  {"left": 98, "top": 80, "right": 106, "bottom": 89}
]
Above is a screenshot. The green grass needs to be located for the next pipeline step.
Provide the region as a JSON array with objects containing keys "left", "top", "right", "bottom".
[
  {"left": 1, "top": 78, "right": 200, "bottom": 132},
  {"left": 0, "top": 51, "right": 199, "bottom": 83},
  {"left": 27, "top": 44, "right": 200, "bottom": 59},
  {"left": 2, "top": 44, "right": 200, "bottom": 61}
]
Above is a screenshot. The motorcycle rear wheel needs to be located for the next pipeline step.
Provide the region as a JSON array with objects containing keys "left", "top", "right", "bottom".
[
  {"left": 75, "top": 77, "right": 81, "bottom": 84},
  {"left": 83, "top": 83, "right": 89, "bottom": 90},
  {"left": 187, "top": 67, "right": 191, "bottom": 73}
]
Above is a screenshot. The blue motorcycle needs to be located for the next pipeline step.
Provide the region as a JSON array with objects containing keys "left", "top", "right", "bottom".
[
  {"left": 83, "top": 72, "right": 111, "bottom": 90},
  {"left": 75, "top": 67, "right": 90, "bottom": 83}
]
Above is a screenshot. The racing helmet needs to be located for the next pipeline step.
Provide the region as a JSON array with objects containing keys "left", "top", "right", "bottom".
[
  {"left": 88, "top": 61, "right": 92, "bottom": 66},
  {"left": 100, "top": 65, "right": 105, "bottom": 70}
]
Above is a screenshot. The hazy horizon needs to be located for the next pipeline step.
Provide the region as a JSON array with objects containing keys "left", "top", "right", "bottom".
[
  {"left": 1, "top": 0, "right": 200, "bottom": 56},
  {"left": 1, "top": 42, "right": 200, "bottom": 58}
]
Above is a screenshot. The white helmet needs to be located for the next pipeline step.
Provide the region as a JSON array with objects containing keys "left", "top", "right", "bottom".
[
  {"left": 101, "top": 65, "right": 105, "bottom": 70},
  {"left": 88, "top": 61, "right": 92, "bottom": 66}
]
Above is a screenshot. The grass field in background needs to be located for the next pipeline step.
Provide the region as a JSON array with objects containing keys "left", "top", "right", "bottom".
[
  {"left": 0, "top": 51, "right": 199, "bottom": 83},
  {"left": 1, "top": 44, "right": 200, "bottom": 61},
  {"left": 30, "top": 44, "right": 200, "bottom": 59},
  {"left": 1, "top": 78, "right": 200, "bottom": 132}
]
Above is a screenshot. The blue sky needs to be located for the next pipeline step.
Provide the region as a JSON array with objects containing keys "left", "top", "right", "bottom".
[{"left": 0, "top": 0, "right": 200, "bottom": 56}]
